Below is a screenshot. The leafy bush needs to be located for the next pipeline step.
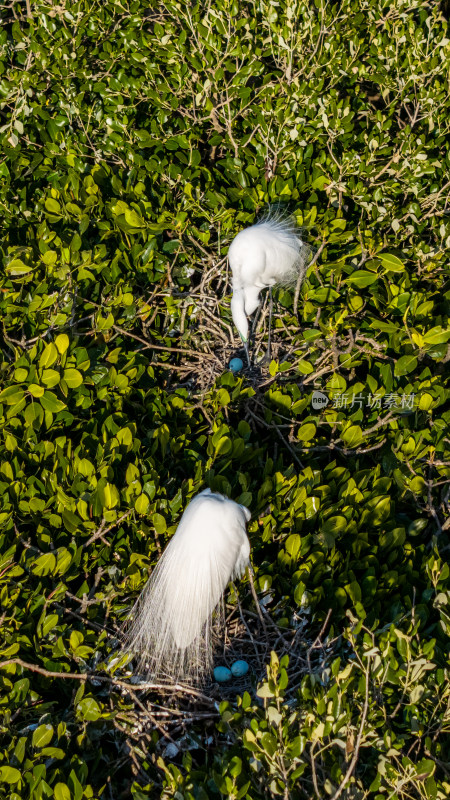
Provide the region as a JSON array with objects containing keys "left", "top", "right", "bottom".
[{"left": 0, "top": 0, "right": 449, "bottom": 798}]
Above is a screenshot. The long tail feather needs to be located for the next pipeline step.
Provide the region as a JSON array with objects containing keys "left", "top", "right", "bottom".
[{"left": 122, "top": 490, "right": 251, "bottom": 684}]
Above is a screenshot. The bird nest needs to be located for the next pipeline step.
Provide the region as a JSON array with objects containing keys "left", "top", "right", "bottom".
[
  {"left": 114, "top": 590, "right": 337, "bottom": 756},
  {"left": 151, "top": 248, "right": 301, "bottom": 395}
]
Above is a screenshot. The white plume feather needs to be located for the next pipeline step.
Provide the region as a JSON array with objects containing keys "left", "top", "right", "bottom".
[{"left": 123, "top": 489, "right": 251, "bottom": 683}]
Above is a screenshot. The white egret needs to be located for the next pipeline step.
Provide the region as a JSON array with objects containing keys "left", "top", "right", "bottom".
[
  {"left": 123, "top": 489, "right": 251, "bottom": 683},
  {"left": 228, "top": 212, "right": 308, "bottom": 363}
]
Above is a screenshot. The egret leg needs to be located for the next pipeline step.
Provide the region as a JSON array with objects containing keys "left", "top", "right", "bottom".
[{"left": 243, "top": 340, "right": 250, "bottom": 368}]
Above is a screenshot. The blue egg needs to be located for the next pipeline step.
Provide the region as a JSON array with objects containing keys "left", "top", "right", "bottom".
[
  {"left": 229, "top": 358, "right": 244, "bottom": 373},
  {"left": 230, "top": 660, "right": 249, "bottom": 678},
  {"left": 214, "top": 666, "right": 232, "bottom": 683}
]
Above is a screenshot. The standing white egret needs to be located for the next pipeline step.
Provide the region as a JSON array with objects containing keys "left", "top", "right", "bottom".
[
  {"left": 123, "top": 489, "right": 251, "bottom": 683},
  {"left": 228, "top": 212, "right": 308, "bottom": 364}
]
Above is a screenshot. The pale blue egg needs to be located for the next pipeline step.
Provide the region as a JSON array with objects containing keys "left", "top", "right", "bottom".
[
  {"left": 230, "top": 660, "right": 249, "bottom": 677},
  {"left": 229, "top": 358, "right": 244, "bottom": 373},
  {"left": 214, "top": 666, "right": 232, "bottom": 683}
]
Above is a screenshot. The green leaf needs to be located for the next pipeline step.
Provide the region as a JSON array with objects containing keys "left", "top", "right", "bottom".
[
  {"left": 309, "top": 287, "right": 340, "bottom": 302},
  {"left": 70, "top": 630, "right": 83, "bottom": 650},
  {"left": 285, "top": 534, "right": 301, "bottom": 559},
  {"left": 415, "top": 758, "right": 435, "bottom": 778},
  {"left": 267, "top": 706, "right": 283, "bottom": 725},
  {"left": 378, "top": 253, "right": 404, "bottom": 272},
  {"left": 55, "top": 333, "right": 70, "bottom": 354},
  {"left": 418, "top": 392, "right": 433, "bottom": 410},
  {"left": 124, "top": 208, "right": 146, "bottom": 228},
  {"left": 28, "top": 384, "right": 45, "bottom": 397},
  {"left": 214, "top": 436, "right": 232, "bottom": 455},
  {"left": 312, "top": 175, "right": 329, "bottom": 190},
  {"left": 6, "top": 259, "right": 31, "bottom": 276},
  {"left": 42, "top": 250, "right": 58, "bottom": 265},
  {"left": 0, "top": 387, "right": 25, "bottom": 405},
  {"left": 31, "top": 553, "right": 57, "bottom": 576},
  {"left": 345, "top": 270, "right": 378, "bottom": 287},
  {"left": 14, "top": 368, "right": 28, "bottom": 382},
  {"left": 394, "top": 355, "right": 418, "bottom": 376},
  {"left": 256, "top": 683, "right": 275, "bottom": 699},
  {"left": 54, "top": 784, "right": 71, "bottom": 800},
  {"left": 152, "top": 512, "right": 166, "bottom": 534},
  {"left": 422, "top": 326, "right": 450, "bottom": 345},
  {"left": 370, "top": 497, "right": 392, "bottom": 526},
  {"left": 45, "top": 197, "right": 62, "bottom": 214},
  {"left": 98, "top": 482, "right": 119, "bottom": 509},
  {"left": 55, "top": 547, "right": 73, "bottom": 575},
  {"left": 341, "top": 425, "right": 364, "bottom": 447},
  {"left": 32, "top": 724, "right": 54, "bottom": 748},
  {"left": 408, "top": 519, "right": 428, "bottom": 537},
  {"left": 40, "top": 392, "right": 67, "bottom": 412},
  {"left": 321, "top": 515, "right": 347, "bottom": 534},
  {"left": 297, "top": 359, "right": 314, "bottom": 375},
  {"left": 217, "top": 388, "right": 231, "bottom": 406},
  {"left": 76, "top": 697, "right": 101, "bottom": 721},
  {"left": 297, "top": 423, "right": 316, "bottom": 442},
  {"left": 39, "top": 343, "right": 58, "bottom": 369},
  {"left": 63, "top": 368, "right": 83, "bottom": 388},
  {"left": 40, "top": 746, "right": 65, "bottom": 759},
  {"left": 135, "top": 494, "right": 149, "bottom": 514},
  {"left": 0, "top": 767, "right": 21, "bottom": 784},
  {"left": 42, "top": 369, "right": 60, "bottom": 387}
]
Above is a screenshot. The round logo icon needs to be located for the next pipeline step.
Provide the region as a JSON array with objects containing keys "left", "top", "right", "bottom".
[{"left": 311, "top": 391, "right": 329, "bottom": 410}]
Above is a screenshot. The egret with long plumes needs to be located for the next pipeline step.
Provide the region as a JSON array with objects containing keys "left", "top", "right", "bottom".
[
  {"left": 228, "top": 213, "right": 308, "bottom": 363},
  {"left": 123, "top": 489, "right": 251, "bottom": 683}
]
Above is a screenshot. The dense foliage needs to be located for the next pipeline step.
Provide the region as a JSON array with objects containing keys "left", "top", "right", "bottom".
[{"left": 1, "top": 0, "right": 449, "bottom": 797}]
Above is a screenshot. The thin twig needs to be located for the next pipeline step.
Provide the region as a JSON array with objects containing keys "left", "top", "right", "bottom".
[
  {"left": 247, "top": 568, "right": 268, "bottom": 636},
  {"left": 0, "top": 657, "right": 217, "bottom": 705},
  {"left": 83, "top": 510, "right": 133, "bottom": 548},
  {"left": 112, "top": 324, "right": 218, "bottom": 361},
  {"left": 310, "top": 741, "right": 321, "bottom": 798}
]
